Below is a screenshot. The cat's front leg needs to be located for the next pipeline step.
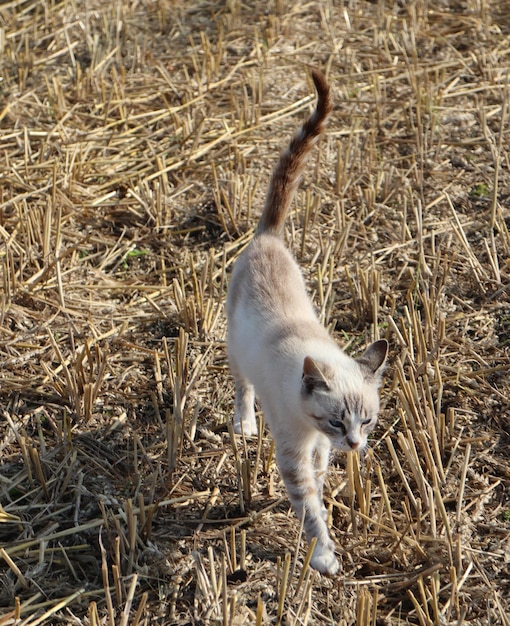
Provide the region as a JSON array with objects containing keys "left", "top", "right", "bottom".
[
  {"left": 314, "top": 433, "right": 331, "bottom": 522},
  {"left": 309, "top": 539, "right": 339, "bottom": 575},
  {"left": 233, "top": 377, "right": 257, "bottom": 436},
  {"left": 277, "top": 446, "right": 339, "bottom": 576}
]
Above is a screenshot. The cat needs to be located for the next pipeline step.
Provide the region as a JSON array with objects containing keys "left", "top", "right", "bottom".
[{"left": 226, "top": 70, "right": 388, "bottom": 576}]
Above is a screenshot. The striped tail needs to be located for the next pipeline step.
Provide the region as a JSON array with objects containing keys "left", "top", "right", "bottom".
[{"left": 256, "top": 70, "right": 333, "bottom": 238}]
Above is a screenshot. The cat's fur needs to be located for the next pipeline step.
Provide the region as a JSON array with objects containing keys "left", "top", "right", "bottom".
[{"left": 226, "top": 70, "right": 388, "bottom": 575}]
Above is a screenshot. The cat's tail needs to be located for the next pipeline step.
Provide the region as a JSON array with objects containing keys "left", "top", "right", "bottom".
[{"left": 256, "top": 70, "right": 333, "bottom": 238}]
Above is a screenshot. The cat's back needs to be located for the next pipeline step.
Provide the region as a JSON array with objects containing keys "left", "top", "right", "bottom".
[{"left": 227, "top": 233, "right": 314, "bottom": 321}]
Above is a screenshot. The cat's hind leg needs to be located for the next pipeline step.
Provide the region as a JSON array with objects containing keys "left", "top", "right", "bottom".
[{"left": 233, "top": 376, "right": 257, "bottom": 436}]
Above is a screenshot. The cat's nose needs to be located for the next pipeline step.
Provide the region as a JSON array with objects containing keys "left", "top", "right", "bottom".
[{"left": 346, "top": 437, "right": 360, "bottom": 450}]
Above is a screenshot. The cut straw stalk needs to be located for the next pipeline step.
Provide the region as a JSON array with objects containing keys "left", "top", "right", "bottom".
[
  {"left": 0, "top": 548, "right": 29, "bottom": 589},
  {"left": 18, "top": 589, "right": 85, "bottom": 626},
  {"left": 3, "top": 492, "right": 211, "bottom": 558}
]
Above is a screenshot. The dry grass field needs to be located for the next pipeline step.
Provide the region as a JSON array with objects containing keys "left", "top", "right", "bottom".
[{"left": 1, "top": 0, "right": 509, "bottom": 624}]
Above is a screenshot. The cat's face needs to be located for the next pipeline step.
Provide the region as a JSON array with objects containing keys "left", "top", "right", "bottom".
[
  {"left": 301, "top": 340, "right": 388, "bottom": 451},
  {"left": 303, "top": 380, "right": 381, "bottom": 451}
]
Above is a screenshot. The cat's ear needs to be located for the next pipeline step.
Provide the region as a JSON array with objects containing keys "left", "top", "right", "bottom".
[
  {"left": 302, "top": 356, "right": 331, "bottom": 394},
  {"left": 357, "top": 340, "right": 388, "bottom": 381}
]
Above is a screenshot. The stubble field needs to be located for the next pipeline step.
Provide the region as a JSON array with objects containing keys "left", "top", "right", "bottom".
[{"left": 0, "top": 0, "right": 509, "bottom": 624}]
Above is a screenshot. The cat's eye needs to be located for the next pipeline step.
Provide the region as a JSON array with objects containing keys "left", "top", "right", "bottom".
[
  {"left": 329, "top": 419, "right": 346, "bottom": 434},
  {"left": 361, "top": 418, "right": 372, "bottom": 427}
]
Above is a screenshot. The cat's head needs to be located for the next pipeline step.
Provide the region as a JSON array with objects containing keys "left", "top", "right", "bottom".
[{"left": 301, "top": 340, "right": 388, "bottom": 452}]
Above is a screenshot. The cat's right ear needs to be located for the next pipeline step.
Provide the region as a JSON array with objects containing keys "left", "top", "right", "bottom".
[
  {"left": 302, "top": 356, "right": 330, "bottom": 394},
  {"left": 357, "top": 339, "right": 388, "bottom": 382}
]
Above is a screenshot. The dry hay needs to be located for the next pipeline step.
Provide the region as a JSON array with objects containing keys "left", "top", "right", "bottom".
[{"left": 0, "top": 0, "right": 509, "bottom": 624}]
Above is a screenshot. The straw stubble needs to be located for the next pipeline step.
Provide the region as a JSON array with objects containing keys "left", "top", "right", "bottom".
[{"left": 1, "top": 0, "right": 509, "bottom": 624}]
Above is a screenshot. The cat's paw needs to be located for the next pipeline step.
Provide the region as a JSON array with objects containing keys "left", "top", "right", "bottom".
[
  {"left": 233, "top": 417, "right": 258, "bottom": 437},
  {"left": 310, "top": 544, "right": 339, "bottom": 576}
]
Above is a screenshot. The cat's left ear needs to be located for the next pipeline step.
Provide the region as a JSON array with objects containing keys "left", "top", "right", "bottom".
[
  {"left": 357, "top": 339, "right": 388, "bottom": 382},
  {"left": 302, "top": 356, "right": 331, "bottom": 394}
]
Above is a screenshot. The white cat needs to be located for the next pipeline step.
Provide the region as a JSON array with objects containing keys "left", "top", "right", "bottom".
[{"left": 226, "top": 70, "right": 388, "bottom": 575}]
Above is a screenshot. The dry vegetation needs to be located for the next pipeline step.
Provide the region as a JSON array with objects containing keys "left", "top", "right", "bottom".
[{"left": 1, "top": 0, "right": 509, "bottom": 624}]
